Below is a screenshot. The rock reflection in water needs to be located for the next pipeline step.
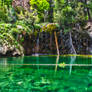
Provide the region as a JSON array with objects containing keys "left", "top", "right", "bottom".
[{"left": 0, "top": 57, "right": 24, "bottom": 72}]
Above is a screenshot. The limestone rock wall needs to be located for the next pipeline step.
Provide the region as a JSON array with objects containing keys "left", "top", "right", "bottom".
[{"left": 12, "top": 0, "right": 30, "bottom": 10}]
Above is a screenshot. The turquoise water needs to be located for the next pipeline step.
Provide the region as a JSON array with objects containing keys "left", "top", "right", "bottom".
[{"left": 0, "top": 56, "right": 92, "bottom": 92}]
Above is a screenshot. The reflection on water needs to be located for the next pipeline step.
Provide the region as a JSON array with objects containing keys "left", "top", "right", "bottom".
[
  {"left": 0, "top": 55, "right": 92, "bottom": 73},
  {"left": 0, "top": 55, "right": 92, "bottom": 91},
  {"left": 55, "top": 55, "right": 59, "bottom": 72},
  {"left": 69, "top": 56, "right": 76, "bottom": 75},
  {"left": 0, "top": 58, "right": 8, "bottom": 72},
  {"left": 0, "top": 57, "right": 24, "bottom": 72}
]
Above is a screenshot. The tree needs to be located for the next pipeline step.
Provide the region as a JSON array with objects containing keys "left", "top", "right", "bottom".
[
  {"left": 0, "top": 0, "right": 13, "bottom": 8},
  {"left": 30, "top": 0, "right": 49, "bottom": 22},
  {"left": 48, "top": 0, "right": 54, "bottom": 22}
]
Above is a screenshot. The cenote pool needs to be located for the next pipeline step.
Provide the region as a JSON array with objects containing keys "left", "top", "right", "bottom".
[{"left": 0, "top": 55, "right": 92, "bottom": 92}]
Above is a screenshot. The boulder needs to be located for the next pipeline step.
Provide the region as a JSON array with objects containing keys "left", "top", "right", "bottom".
[{"left": 0, "top": 40, "right": 24, "bottom": 57}]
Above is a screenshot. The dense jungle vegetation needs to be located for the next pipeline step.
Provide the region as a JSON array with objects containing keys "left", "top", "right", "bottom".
[{"left": 0, "top": 0, "right": 92, "bottom": 56}]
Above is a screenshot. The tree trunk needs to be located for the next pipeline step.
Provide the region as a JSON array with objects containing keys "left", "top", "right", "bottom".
[
  {"left": 84, "top": 0, "right": 91, "bottom": 20},
  {"left": 48, "top": 0, "right": 53, "bottom": 22}
]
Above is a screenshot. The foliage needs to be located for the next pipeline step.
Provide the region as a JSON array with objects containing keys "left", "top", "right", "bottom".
[
  {"left": 0, "top": 5, "right": 9, "bottom": 22},
  {"left": 88, "top": 0, "right": 92, "bottom": 15},
  {"left": 54, "top": 0, "right": 91, "bottom": 32},
  {"left": 0, "top": 20, "right": 32, "bottom": 48},
  {"left": 0, "top": 0, "right": 92, "bottom": 56},
  {"left": 0, "top": 0, "right": 12, "bottom": 7},
  {"left": 30, "top": 0, "right": 49, "bottom": 22},
  {"left": 30, "top": 0, "right": 49, "bottom": 12},
  {"left": 0, "top": 2, "right": 15, "bottom": 23},
  {"left": 41, "top": 23, "right": 60, "bottom": 33}
]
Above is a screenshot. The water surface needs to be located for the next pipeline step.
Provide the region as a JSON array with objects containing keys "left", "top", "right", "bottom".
[{"left": 0, "top": 55, "right": 92, "bottom": 92}]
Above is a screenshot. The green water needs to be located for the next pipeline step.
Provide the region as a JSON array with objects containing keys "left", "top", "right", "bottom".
[{"left": 0, "top": 56, "right": 92, "bottom": 92}]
